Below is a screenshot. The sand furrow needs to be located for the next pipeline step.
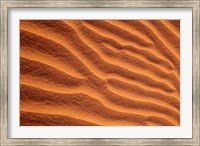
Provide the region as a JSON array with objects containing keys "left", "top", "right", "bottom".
[
  {"left": 160, "top": 20, "right": 180, "bottom": 38},
  {"left": 167, "top": 20, "right": 180, "bottom": 33},
  {"left": 21, "top": 84, "right": 149, "bottom": 125},
  {"left": 21, "top": 111, "right": 99, "bottom": 126},
  {"left": 20, "top": 29, "right": 94, "bottom": 78},
  {"left": 106, "top": 78, "right": 179, "bottom": 109},
  {"left": 21, "top": 102, "right": 175, "bottom": 126},
  {"left": 20, "top": 20, "right": 180, "bottom": 126},
  {"left": 21, "top": 75, "right": 179, "bottom": 118},
  {"left": 20, "top": 57, "right": 86, "bottom": 87},
  {"left": 80, "top": 21, "right": 174, "bottom": 70},
  {"left": 118, "top": 20, "right": 180, "bottom": 70},
  {"left": 81, "top": 20, "right": 154, "bottom": 47},
  {"left": 22, "top": 74, "right": 179, "bottom": 124},
  {"left": 23, "top": 19, "right": 172, "bottom": 71},
  {"left": 104, "top": 20, "right": 154, "bottom": 44},
  {"left": 21, "top": 82, "right": 180, "bottom": 123},
  {"left": 103, "top": 43, "right": 180, "bottom": 81},
  {"left": 68, "top": 21, "right": 180, "bottom": 89},
  {"left": 20, "top": 29, "right": 176, "bottom": 93},
  {"left": 21, "top": 84, "right": 178, "bottom": 125},
  {"left": 79, "top": 21, "right": 180, "bottom": 82},
  {"left": 102, "top": 41, "right": 175, "bottom": 72},
  {"left": 143, "top": 20, "right": 180, "bottom": 56},
  {"left": 21, "top": 46, "right": 85, "bottom": 79},
  {"left": 139, "top": 20, "right": 180, "bottom": 68}
]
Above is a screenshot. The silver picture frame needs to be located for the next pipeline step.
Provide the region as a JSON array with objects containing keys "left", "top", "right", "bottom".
[{"left": 1, "top": 0, "right": 199, "bottom": 145}]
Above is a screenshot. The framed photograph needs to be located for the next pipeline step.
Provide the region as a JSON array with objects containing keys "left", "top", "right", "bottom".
[{"left": 1, "top": 0, "right": 199, "bottom": 145}]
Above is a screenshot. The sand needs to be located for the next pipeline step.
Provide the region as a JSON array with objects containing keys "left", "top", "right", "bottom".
[{"left": 20, "top": 20, "right": 180, "bottom": 126}]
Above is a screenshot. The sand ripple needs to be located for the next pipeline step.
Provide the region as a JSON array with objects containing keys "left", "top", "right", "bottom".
[{"left": 20, "top": 20, "right": 180, "bottom": 126}]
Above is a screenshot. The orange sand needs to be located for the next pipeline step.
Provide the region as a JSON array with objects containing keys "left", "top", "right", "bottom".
[{"left": 20, "top": 20, "right": 180, "bottom": 126}]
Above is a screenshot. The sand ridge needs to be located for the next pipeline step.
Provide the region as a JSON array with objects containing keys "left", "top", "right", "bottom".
[{"left": 20, "top": 20, "right": 180, "bottom": 126}]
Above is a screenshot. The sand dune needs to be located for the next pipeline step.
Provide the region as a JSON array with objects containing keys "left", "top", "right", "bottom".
[{"left": 20, "top": 20, "right": 180, "bottom": 126}]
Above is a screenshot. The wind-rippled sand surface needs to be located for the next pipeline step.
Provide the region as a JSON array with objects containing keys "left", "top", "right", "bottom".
[{"left": 20, "top": 20, "right": 180, "bottom": 126}]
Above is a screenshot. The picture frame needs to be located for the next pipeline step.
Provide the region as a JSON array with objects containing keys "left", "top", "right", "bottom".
[{"left": 0, "top": 0, "right": 199, "bottom": 145}]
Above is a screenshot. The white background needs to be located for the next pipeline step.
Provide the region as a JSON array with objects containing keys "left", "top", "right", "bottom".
[{"left": 8, "top": 8, "right": 192, "bottom": 138}]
